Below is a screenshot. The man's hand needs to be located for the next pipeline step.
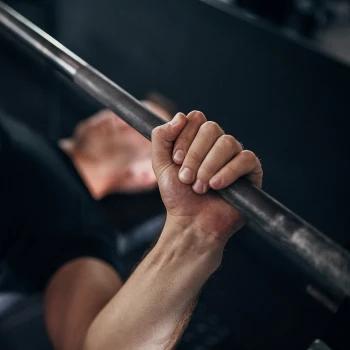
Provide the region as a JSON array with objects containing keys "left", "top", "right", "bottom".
[
  {"left": 82, "top": 111, "right": 263, "bottom": 350},
  {"left": 152, "top": 111, "right": 262, "bottom": 246}
]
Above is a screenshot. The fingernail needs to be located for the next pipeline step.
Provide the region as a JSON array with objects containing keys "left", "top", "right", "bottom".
[
  {"left": 173, "top": 150, "right": 185, "bottom": 163},
  {"left": 169, "top": 113, "right": 181, "bottom": 126},
  {"left": 192, "top": 179, "right": 205, "bottom": 194},
  {"left": 179, "top": 167, "right": 193, "bottom": 183},
  {"left": 210, "top": 175, "right": 221, "bottom": 188}
]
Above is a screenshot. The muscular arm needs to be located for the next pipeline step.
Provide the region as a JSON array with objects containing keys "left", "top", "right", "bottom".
[
  {"left": 44, "top": 111, "right": 262, "bottom": 350},
  {"left": 83, "top": 222, "right": 223, "bottom": 350},
  {"left": 45, "top": 222, "right": 222, "bottom": 350},
  {"left": 44, "top": 225, "right": 221, "bottom": 350}
]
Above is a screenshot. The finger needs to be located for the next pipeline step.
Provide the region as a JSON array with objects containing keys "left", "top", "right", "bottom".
[
  {"left": 172, "top": 111, "right": 207, "bottom": 165},
  {"left": 151, "top": 113, "right": 187, "bottom": 178},
  {"left": 178, "top": 122, "right": 224, "bottom": 185},
  {"left": 191, "top": 135, "right": 243, "bottom": 193},
  {"left": 209, "top": 150, "right": 263, "bottom": 190}
]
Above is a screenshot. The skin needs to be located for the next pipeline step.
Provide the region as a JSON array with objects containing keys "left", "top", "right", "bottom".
[
  {"left": 59, "top": 100, "right": 172, "bottom": 198},
  {"left": 45, "top": 110, "right": 262, "bottom": 350}
]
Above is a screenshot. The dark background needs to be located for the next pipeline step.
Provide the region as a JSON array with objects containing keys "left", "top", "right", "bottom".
[{"left": 0, "top": 0, "right": 349, "bottom": 349}]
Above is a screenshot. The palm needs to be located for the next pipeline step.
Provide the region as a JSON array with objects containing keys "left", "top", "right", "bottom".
[{"left": 158, "top": 164, "right": 245, "bottom": 238}]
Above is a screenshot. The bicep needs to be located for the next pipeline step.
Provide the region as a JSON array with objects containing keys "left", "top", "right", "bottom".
[{"left": 44, "top": 257, "right": 123, "bottom": 350}]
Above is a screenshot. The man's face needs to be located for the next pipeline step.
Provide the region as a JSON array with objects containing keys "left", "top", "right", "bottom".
[
  {"left": 72, "top": 109, "right": 152, "bottom": 163},
  {"left": 72, "top": 101, "right": 172, "bottom": 163},
  {"left": 68, "top": 102, "right": 172, "bottom": 193}
]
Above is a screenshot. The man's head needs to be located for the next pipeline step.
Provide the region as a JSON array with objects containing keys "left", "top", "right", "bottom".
[{"left": 59, "top": 101, "right": 172, "bottom": 198}]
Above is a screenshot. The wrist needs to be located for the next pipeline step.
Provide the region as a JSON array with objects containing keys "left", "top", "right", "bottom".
[{"left": 156, "top": 214, "right": 225, "bottom": 274}]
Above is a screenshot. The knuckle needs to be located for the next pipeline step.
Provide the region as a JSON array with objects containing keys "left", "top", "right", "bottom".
[
  {"left": 186, "top": 149, "right": 202, "bottom": 164},
  {"left": 200, "top": 121, "right": 222, "bottom": 135},
  {"left": 225, "top": 164, "right": 237, "bottom": 178},
  {"left": 235, "top": 138, "right": 244, "bottom": 149},
  {"left": 256, "top": 169, "right": 264, "bottom": 178},
  {"left": 219, "top": 134, "right": 238, "bottom": 149},
  {"left": 197, "top": 164, "right": 214, "bottom": 181},
  {"left": 240, "top": 150, "right": 257, "bottom": 163},
  {"left": 176, "top": 134, "right": 190, "bottom": 144},
  {"left": 151, "top": 124, "right": 169, "bottom": 141},
  {"left": 151, "top": 126, "right": 161, "bottom": 138},
  {"left": 187, "top": 110, "right": 206, "bottom": 124}
]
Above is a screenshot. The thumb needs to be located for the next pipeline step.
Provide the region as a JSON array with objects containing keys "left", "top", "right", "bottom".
[{"left": 151, "top": 112, "right": 187, "bottom": 178}]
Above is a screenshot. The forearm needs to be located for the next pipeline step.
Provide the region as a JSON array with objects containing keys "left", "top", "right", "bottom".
[{"left": 83, "top": 220, "right": 224, "bottom": 350}]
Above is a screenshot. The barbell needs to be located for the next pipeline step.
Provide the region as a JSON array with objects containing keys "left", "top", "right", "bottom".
[{"left": 0, "top": 1, "right": 349, "bottom": 306}]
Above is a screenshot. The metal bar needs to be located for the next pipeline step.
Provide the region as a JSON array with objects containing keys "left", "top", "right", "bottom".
[{"left": 1, "top": 1, "right": 349, "bottom": 300}]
